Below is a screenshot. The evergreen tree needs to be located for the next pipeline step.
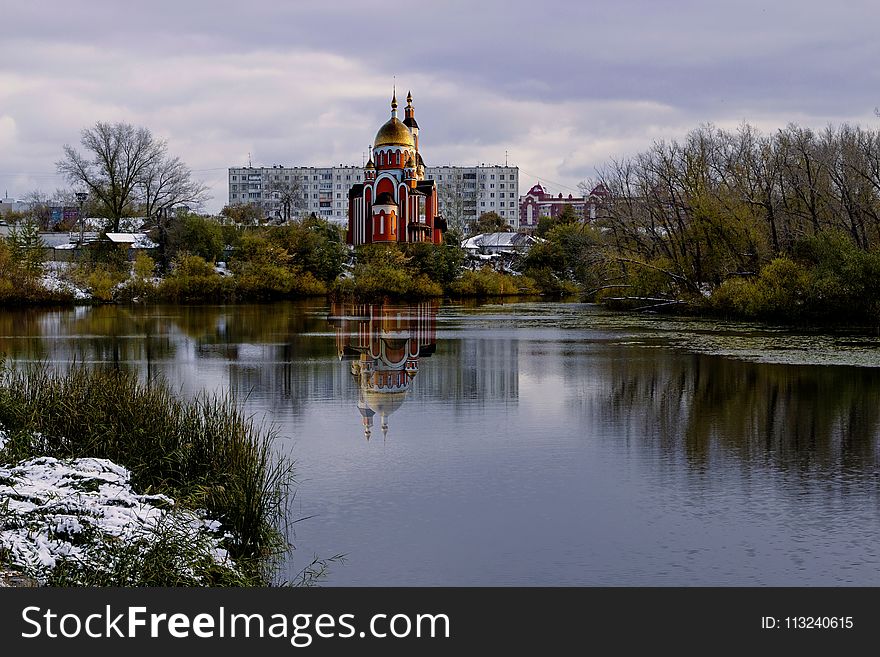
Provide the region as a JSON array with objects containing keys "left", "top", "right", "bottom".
[{"left": 6, "top": 220, "right": 46, "bottom": 282}]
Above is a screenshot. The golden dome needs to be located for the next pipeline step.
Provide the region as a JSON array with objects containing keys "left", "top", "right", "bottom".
[
  {"left": 374, "top": 117, "right": 415, "bottom": 148},
  {"left": 363, "top": 390, "right": 408, "bottom": 417}
]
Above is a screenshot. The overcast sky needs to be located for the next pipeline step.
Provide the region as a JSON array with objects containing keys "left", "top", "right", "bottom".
[{"left": 1, "top": 0, "right": 878, "bottom": 213}]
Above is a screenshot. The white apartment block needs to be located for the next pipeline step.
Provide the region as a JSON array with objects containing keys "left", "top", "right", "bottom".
[
  {"left": 228, "top": 164, "right": 519, "bottom": 228},
  {"left": 228, "top": 165, "right": 364, "bottom": 223},
  {"left": 426, "top": 165, "right": 520, "bottom": 229}
]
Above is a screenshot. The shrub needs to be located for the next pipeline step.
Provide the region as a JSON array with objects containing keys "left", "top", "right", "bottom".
[
  {"left": 795, "top": 231, "right": 880, "bottom": 321},
  {"left": 233, "top": 263, "right": 327, "bottom": 300},
  {"left": 228, "top": 232, "right": 328, "bottom": 300},
  {"left": 335, "top": 244, "right": 444, "bottom": 299},
  {"left": 350, "top": 266, "right": 443, "bottom": 299},
  {"left": 116, "top": 253, "right": 158, "bottom": 302},
  {"left": 84, "top": 267, "right": 124, "bottom": 302},
  {"left": 83, "top": 240, "right": 130, "bottom": 275},
  {"left": 526, "top": 266, "right": 580, "bottom": 296},
  {"left": 448, "top": 267, "right": 538, "bottom": 297},
  {"left": 158, "top": 253, "right": 232, "bottom": 303},
  {"left": 711, "top": 258, "right": 807, "bottom": 319},
  {"left": 166, "top": 214, "right": 225, "bottom": 264},
  {"left": 403, "top": 242, "right": 465, "bottom": 286},
  {"left": 0, "top": 231, "right": 73, "bottom": 305},
  {"left": 0, "top": 363, "right": 293, "bottom": 585},
  {"left": 133, "top": 252, "right": 156, "bottom": 279},
  {"left": 710, "top": 231, "right": 880, "bottom": 324},
  {"left": 267, "top": 218, "right": 347, "bottom": 284},
  {"left": 596, "top": 256, "right": 683, "bottom": 309}
]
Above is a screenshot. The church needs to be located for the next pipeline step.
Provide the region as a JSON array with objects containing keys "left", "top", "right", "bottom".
[{"left": 346, "top": 91, "right": 446, "bottom": 245}]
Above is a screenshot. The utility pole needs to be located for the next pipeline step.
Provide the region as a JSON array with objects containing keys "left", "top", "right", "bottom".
[{"left": 75, "top": 191, "right": 88, "bottom": 247}]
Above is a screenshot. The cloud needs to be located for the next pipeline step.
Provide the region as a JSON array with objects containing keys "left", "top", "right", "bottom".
[
  {"left": 0, "top": 0, "right": 878, "bottom": 210},
  {"left": 0, "top": 115, "right": 16, "bottom": 147}
]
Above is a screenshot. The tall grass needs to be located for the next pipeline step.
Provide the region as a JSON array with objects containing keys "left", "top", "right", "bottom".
[
  {"left": 448, "top": 268, "right": 539, "bottom": 297},
  {"left": 0, "top": 362, "right": 293, "bottom": 585}
]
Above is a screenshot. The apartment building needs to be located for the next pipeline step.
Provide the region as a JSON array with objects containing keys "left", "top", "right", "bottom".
[
  {"left": 426, "top": 165, "right": 520, "bottom": 229},
  {"left": 228, "top": 165, "right": 364, "bottom": 223},
  {"left": 228, "top": 164, "right": 519, "bottom": 227}
]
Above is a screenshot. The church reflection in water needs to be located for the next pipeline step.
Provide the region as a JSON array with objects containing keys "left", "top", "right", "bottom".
[{"left": 329, "top": 302, "right": 438, "bottom": 440}]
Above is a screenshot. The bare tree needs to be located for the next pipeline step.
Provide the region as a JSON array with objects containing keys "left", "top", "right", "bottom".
[
  {"left": 57, "top": 122, "right": 173, "bottom": 231},
  {"left": 437, "top": 172, "right": 471, "bottom": 232},
  {"left": 267, "top": 177, "right": 305, "bottom": 222},
  {"left": 140, "top": 154, "right": 210, "bottom": 220},
  {"left": 21, "top": 189, "right": 52, "bottom": 230}
]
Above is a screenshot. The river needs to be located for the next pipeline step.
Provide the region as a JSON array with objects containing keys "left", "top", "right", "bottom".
[{"left": 2, "top": 300, "right": 880, "bottom": 585}]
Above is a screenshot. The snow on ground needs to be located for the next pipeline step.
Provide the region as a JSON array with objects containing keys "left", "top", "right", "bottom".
[
  {"left": 40, "top": 267, "right": 91, "bottom": 300},
  {"left": 0, "top": 455, "right": 235, "bottom": 584}
]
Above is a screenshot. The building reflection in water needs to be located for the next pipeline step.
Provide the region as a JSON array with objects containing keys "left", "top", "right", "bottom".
[{"left": 329, "top": 302, "right": 438, "bottom": 440}]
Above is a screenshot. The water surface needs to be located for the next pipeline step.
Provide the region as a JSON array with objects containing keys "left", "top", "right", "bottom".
[{"left": 2, "top": 301, "right": 880, "bottom": 585}]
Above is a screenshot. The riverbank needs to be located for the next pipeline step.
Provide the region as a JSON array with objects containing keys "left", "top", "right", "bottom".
[
  {"left": 5, "top": 217, "right": 880, "bottom": 331},
  {"left": 0, "top": 364, "right": 293, "bottom": 586}
]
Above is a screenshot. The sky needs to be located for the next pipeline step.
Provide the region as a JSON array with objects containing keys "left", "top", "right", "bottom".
[{"left": 1, "top": 0, "right": 878, "bottom": 214}]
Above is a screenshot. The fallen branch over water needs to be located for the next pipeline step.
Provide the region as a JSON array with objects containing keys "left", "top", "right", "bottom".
[{"left": 603, "top": 296, "right": 691, "bottom": 312}]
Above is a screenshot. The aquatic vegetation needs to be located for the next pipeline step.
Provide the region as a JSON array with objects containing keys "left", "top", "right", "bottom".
[{"left": 0, "top": 364, "right": 293, "bottom": 585}]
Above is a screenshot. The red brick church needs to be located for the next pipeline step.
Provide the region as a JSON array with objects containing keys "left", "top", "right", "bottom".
[{"left": 346, "top": 91, "right": 446, "bottom": 245}]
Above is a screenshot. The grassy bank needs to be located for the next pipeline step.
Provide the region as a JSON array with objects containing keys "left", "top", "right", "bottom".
[
  {"left": 330, "top": 243, "right": 538, "bottom": 300},
  {"left": 0, "top": 363, "right": 293, "bottom": 586}
]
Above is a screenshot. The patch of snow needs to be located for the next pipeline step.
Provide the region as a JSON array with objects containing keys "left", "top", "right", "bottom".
[
  {"left": 133, "top": 235, "right": 158, "bottom": 249},
  {"left": 44, "top": 261, "right": 72, "bottom": 272},
  {"left": 0, "top": 457, "right": 236, "bottom": 584},
  {"left": 40, "top": 269, "right": 91, "bottom": 300}
]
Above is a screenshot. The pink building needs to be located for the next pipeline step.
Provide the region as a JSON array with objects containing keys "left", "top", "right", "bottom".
[{"left": 518, "top": 183, "right": 609, "bottom": 231}]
